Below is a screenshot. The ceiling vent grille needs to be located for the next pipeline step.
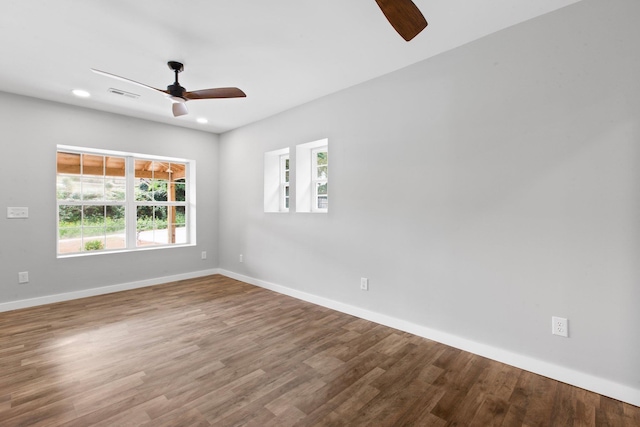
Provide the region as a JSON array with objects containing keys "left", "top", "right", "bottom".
[{"left": 108, "top": 88, "right": 140, "bottom": 99}]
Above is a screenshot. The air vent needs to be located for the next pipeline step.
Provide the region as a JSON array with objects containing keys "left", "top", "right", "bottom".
[{"left": 108, "top": 88, "right": 140, "bottom": 99}]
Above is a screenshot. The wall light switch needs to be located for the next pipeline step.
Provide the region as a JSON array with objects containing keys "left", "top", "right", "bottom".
[{"left": 7, "top": 207, "right": 29, "bottom": 219}]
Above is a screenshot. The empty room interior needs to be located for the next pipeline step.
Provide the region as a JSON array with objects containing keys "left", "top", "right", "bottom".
[{"left": 1, "top": 0, "right": 639, "bottom": 425}]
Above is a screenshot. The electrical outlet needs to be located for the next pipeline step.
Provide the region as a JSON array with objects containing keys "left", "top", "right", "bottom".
[
  {"left": 239, "top": 254, "right": 244, "bottom": 263},
  {"left": 18, "top": 271, "right": 29, "bottom": 284},
  {"left": 552, "top": 316, "right": 568, "bottom": 337},
  {"left": 360, "top": 277, "right": 369, "bottom": 291},
  {"left": 201, "top": 251, "right": 207, "bottom": 260}
]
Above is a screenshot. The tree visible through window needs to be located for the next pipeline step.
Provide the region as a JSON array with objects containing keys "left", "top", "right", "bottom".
[{"left": 56, "top": 148, "right": 191, "bottom": 255}]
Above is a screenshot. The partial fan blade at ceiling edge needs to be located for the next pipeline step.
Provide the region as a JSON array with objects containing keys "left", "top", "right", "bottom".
[
  {"left": 90, "top": 69, "right": 168, "bottom": 94},
  {"left": 375, "top": 0, "right": 427, "bottom": 41}
]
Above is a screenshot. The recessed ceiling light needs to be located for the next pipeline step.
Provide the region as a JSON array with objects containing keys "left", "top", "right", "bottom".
[
  {"left": 72, "top": 89, "right": 91, "bottom": 98},
  {"left": 196, "top": 118, "right": 208, "bottom": 124}
]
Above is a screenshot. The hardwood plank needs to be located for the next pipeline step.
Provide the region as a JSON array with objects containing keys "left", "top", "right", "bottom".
[{"left": 0, "top": 274, "right": 637, "bottom": 427}]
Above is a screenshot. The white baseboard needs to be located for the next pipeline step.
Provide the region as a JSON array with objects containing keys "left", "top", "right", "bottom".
[
  {"left": 0, "top": 268, "right": 220, "bottom": 313},
  {"left": 219, "top": 269, "right": 640, "bottom": 407}
]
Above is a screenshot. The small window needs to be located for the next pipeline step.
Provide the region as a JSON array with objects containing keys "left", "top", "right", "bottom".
[
  {"left": 296, "top": 138, "right": 328, "bottom": 213},
  {"left": 280, "top": 154, "right": 290, "bottom": 211},
  {"left": 57, "top": 146, "right": 194, "bottom": 256},
  {"left": 264, "top": 147, "right": 290, "bottom": 213},
  {"left": 311, "top": 147, "right": 328, "bottom": 212}
]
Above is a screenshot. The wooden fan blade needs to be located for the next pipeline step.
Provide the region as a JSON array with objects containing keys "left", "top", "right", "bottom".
[
  {"left": 90, "top": 69, "right": 168, "bottom": 94},
  {"left": 183, "top": 87, "right": 247, "bottom": 100},
  {"left": 375, "top": 0, "right": 427, "bottom": 41},
  {"left": 172, "top": 102, "right": 188, "bottom": 117}
]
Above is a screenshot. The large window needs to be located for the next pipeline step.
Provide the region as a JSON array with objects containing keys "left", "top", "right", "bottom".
[{"left": 56, "top": 146, "right": 193, "bottom": 256}]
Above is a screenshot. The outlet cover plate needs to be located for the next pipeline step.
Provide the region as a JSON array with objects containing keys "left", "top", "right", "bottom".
[
  {"left": 18, "top": 271, "right": 29, "bottom": 284},
  {"left": 552, "top": 316, "right": 568, "bottom": 337}
]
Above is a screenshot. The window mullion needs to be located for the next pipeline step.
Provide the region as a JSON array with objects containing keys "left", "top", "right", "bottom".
[{"left": 126, "top": 156, "right": 137, "bottom": 249}]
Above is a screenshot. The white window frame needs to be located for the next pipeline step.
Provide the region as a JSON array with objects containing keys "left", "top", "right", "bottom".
[{"left": 56, "top": 145, "right": 196, "bottom": 257}]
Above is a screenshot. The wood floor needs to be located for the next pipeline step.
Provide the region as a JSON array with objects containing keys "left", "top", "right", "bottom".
[{"left": 1, "top": 275, "right": 638, "bottom": 427}]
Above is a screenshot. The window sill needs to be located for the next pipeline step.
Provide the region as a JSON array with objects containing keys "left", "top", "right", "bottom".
[{"left": 57, "top": 243, "right": 196, "bottom": 259}]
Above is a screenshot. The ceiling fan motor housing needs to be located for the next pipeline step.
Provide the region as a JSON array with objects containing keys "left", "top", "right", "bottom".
[
  {"left": 167, "top": 83, "right": 186, "bottom": 98},
  {"left": 167, "top": 61, "right": 186, "bottom": 98}
]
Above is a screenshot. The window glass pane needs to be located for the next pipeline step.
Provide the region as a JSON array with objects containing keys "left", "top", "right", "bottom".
[
  {"left": 135, "top": 178, "right": 153, "bottom": 201},
  {"left": 106, "top": 178, "right": 126, "bottom": 201},
  {"left": 82, "top": 226, "right": 105, "bottom": 239},
  {"left": 59, "top": 205, "right": 82, "bottom": 227},
  {"left": 153, "top": 180, "right": 168, "bottom": 201},
  {"left": 105, "top": 206, "right": 126, "bottom": 250},
  {"left": 285, "top": 170, "right": 290, "bottom": 182},
  {"left": 170, "top": 163, "right": 186, "bottom": 183},
  {"left": 172, "top": 206, "right": 187, "bottom": 244},
  {"left": 137, "top": 206, "right": 153, "bottom": 246},
  {"left": 83, "top": 235, "right": 105, "bottom": 252},
  {"left": 317, "top": 165, "right": 328, "bottom": 180},
  {"left": 82, "top": 177, "right": 104, "bottom": 201},
  {"left": 316, "top": 151, "right": 328, "bottom": 166},
  {"left": 316, "top": 183, "right": 328, "bottom": 195},
  {"left": 154, "top": 206, "right": 168, "bottom": 230},
  {"left": 82, "top": 154, "right": 104, "bottom": 176},
  {"left": 136, "top": 205, "right": 168, "bottom": 246},
  {"left": 58, "top": 228, "right": 81, "bottom": 254},
  {"left": 317, "top": 196, "right": 328, "bottom": 209},
  {"left": 105, "top": 156, "right": 125, "bottom": 177},
  {"left": 57, "top": 175, "right": 81, "bottom": 201},
  {"left": 174, "top": 206, "right": 186, "bottom": 225},
  {"left": 83, "top": 205, "right": 105, "bottom": 228},
  {"left": 174, "top": 182, "right": 186, "bottom": 202},
  {"left": 58, "top": 205, "right": 82, "bottom": 252},
  {"left": 57, "top": 152, "right": 81, "bottom": 174},
  {"left": 151, "top": 162, "right": 169, "bottom": 181},
  {"left": 135, "top": 159, "right": 153, "bottom": 179}
]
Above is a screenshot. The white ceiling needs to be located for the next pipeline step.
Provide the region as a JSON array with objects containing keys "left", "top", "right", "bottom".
[{"left": 0, "top": 0, "right": 582, "bottom": 134}]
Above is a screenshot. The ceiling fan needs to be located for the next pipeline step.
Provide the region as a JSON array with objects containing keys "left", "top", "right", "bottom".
[
  {"left": 91, "top": 61, "right": 246, "bottom": 117},
  {"left": 375, "top": 0, "right": 428, "bottom": 41}
]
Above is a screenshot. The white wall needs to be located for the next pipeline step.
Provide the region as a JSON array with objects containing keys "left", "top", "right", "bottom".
[
  {"left": 0, "top": 92, "right": 219, "bottom": 304},
  {"left": 218, "top": 0, "right": 640, "bottom": 401}
]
